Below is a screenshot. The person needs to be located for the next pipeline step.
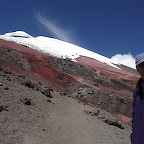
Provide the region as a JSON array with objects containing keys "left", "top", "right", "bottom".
[{"left": 131, "top": 53, "right": 144, "bottom": 144}]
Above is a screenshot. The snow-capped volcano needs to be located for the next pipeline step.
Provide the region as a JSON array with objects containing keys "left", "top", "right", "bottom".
[
  {"left": 0, "top": 31, "right": 120, "bottom": 69},
  {"left": 0, "top": 30, "right": 139, "bottom": 144}
]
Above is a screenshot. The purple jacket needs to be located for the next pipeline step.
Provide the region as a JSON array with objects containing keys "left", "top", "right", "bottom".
[{"left": 131, "top": 80, "right": 144, "bottom": 144}]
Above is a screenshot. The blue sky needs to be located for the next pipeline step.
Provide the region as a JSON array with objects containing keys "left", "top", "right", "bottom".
[{"left": 0, "top": 0, "right": 144, "bottom": 64}]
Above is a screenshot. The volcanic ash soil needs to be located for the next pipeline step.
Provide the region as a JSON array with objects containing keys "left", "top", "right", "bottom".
[{"left": 0, "top": 67, "right": 132, "bottom": 144}]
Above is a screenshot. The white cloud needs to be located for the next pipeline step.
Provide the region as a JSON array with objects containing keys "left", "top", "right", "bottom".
[
  {"left": 111, "top": 53, "right": 136, "bottom": 69},
  {"left": 34, "top": 11, "right": 75, "bottom": 44}
]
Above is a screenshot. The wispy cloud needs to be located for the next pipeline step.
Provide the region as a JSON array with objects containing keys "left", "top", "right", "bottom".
[
  {"left": 111, "top": 53, "right": 135, "bottom": 69},
  {"left": 34, "top": 11, "right": 76, "bottom": 44}
]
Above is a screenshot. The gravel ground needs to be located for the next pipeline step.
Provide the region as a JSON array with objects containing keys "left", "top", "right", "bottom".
[{"left": 0, "top": 71, "right": 131, "bottom": 144}]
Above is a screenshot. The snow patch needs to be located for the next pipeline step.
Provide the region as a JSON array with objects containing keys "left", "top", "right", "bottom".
[
  {"left": 4, "top": 31, "right": 33, "bottom": 38},
  {"left": 0, "top": 31, "right": 120, "bottom": 69}
]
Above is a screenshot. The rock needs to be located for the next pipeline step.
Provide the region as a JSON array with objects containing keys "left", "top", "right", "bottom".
[
  {"left": 4, "top": 87, "right": 9, "bottom": 90},
  {"left": 0, "top": 105, "right": 8, "bottom": 112},
  {"left": 20, "top": 98, "right": 32, "bottom": 106},
  {"left": 41, "top": 89, "right": 53, "bottom": 98},
  {"left": 103, "top": 119, "right": 124, "bottom": 129}
]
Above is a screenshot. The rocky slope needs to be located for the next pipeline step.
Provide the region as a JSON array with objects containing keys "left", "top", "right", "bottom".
[{"left": 0, "top": 39, "right": 139, "bottom": 143}]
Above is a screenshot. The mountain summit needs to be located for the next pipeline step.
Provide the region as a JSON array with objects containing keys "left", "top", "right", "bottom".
[{"left": 0, "top": 31, "right": 121, "bottom": 68}]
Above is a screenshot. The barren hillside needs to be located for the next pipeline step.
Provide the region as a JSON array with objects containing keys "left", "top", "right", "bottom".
[{"left": 0, "top": 39, "right": 139, "bottom": 144}]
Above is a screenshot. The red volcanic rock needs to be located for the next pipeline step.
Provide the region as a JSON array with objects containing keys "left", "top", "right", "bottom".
[
  {"left": 76, "top": 55, "right": 139, "bottom": 85},
  {"left": 0, "top": 39, "right": 139, "bottom": 118},
  {"left": 0, "top": 39, "right": 78, "bottom": 93}
]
